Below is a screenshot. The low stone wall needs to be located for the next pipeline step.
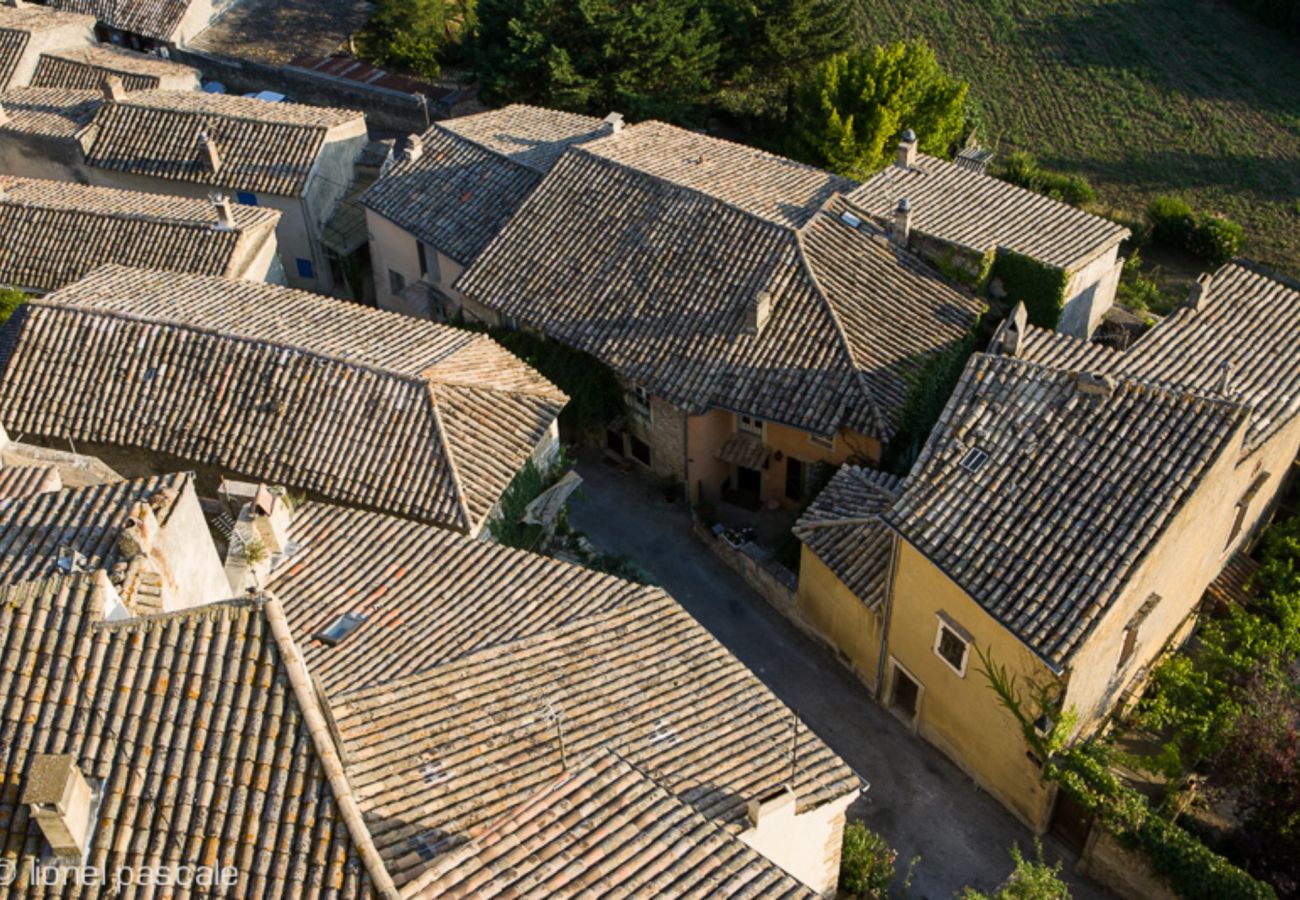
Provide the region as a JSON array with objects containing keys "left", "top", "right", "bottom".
[
  {"left": 693, "top": 518, "right": 800, "bottom": 620},
  {"left": 1078, "top": 827, "right": 1178, "bottom": 900},
  {"left": 170, "top": 47, "right": 459, "bottom": 134}
]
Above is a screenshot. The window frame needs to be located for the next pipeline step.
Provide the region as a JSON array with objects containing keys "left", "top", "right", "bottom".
[
  {"left": 295, "top": 257, "right": 315, "bottom": 280},
  {"left": 737, "top": 413, "right": 764, "bottom": 437},
  {"left": 809, "top": 431, "right": 835, "bottom": 450},
  {"left": 628, "top": 383, "right": 652, "bottom": 420},
  {"left": 933, "top": 615, "right": 971, "bottom": 677}
]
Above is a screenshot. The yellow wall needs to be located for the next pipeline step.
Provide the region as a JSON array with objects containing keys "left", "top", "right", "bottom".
[
  {"left": 796, "top": 545, "right": 887, "bottom": 693},
  {"left": 885, "top": 540, "right": 1060, "bottom": 830}
]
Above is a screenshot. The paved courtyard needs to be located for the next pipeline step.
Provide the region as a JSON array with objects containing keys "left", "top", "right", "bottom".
[{"left": 568, "top": 456, "right": 1111, "bottom": 899}]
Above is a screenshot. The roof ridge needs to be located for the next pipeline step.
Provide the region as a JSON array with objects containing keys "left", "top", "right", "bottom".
[
  {"left": 112, "top": 92, "right": 355, "bottom": 130},
  {"left": 92, "top": 594, "right": 261, "bottom": 631},
  {"left": 0, "top": 194, "right": 274, "bottom": 231},
  {"left": 422, "top": 383, "right": 474, "bottom": 534}
]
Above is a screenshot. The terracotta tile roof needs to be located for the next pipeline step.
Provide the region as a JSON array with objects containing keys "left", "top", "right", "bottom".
[
  {"left": 0, "top": 472, "right": 187, "bottom": 586},
  {"left": 0, "top": 4, "right": 95, "bottom": 90},
  {"left": 84, "top": 90, "right": 364, "bottom": 196},
  {"left": 270, "top": 502, "right": 657, "bottom": 693},
  {"left": 848, "top": 153, "right": 1129, "bottom": 270},
  {"left": 887, "top": 353, "right": 1248, "bottom": 668},
  {"left": 329, "top": 589, "right": 861, "bottom": 892},
  {"left": 418, "top": 749, "right": 815, "bottom": 899},
  {"left": 361, "top": 105, "right": 607, "bottom": 265},
  {"left": 43, "top": 0, "right": 194, "bottom": 41},
  {"left": 1012, "top": 262, "right": 1300, "bottom": 451},
  {"left": 794, "top": 466, "right": 902, "bottom": 609},
  {"left": 457, "top": 126, "right": 980, "bottom": 439},
  {"left": 0, "top": 85, "right": 99, "bottom": 137},
  {"left": 0, "top": 175, "right": 279, "bottom": 291},
  {"left": 0, "top": 576, "right": 380, "bottom": 898},
  {"left": 1205, "top": 553, "right": 1258, "bottom": 610},
  {"left": 0, "top": 463, "right": 59, "bottom": 499},
  {"left": 0, "top": 267, "right": 566, "bottom": 532},
  {"left": 32, "top": 44, "right": 199, "bottom": 91}
]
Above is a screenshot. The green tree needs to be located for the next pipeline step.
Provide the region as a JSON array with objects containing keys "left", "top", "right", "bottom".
[
  {"left": 474, "top": 0, "right": 719, "bottom": 122},
  {"left": 364, "top": 0, "right": 476, "bottom": 78},
  {"left": 788, "top": 40, "right": 968, "bottom": 179},
  {"left": 0, "top": 287, "right": 26, "bottom": 325},
  {"left": 962, "top": 842, "right": 1071, "bottom": 900},
  {"left": 710, "top": 0, "right": 853, "bottom": 115}
]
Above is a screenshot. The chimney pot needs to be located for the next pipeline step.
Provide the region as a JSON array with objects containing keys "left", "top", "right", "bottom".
[
  {"left": 23, "top": 755, "right": 94, "bottom": 860},
  {"left": 102, "top": 75, "right": 127, "bottom": 102},
  {"left": 402, "top": 133, "right": 423, "bottom": 162},
  {"left": 211, "top": 192, "right": 236, "bottom": 230},
  {"left": 603, "top": 111, "right": 624, "bottom": 135},
  {"left": 892, "top": 197, "right": 912, "bottom": 246},
  {"left": 1188, "top": 272, "right": 1213, "bottom": 311},
  {"left": 896, "top": 129, "right": 918, "bottom": 169},
  {"left": 116, "top": 501, "right": 158, "bottom": 560}
]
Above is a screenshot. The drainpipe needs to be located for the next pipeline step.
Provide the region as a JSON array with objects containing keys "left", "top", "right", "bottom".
[{"left": 873, "top": 534, "right": 901, "bottom": 699}]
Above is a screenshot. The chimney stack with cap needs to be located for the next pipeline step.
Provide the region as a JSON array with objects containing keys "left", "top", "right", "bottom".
[
  {"left": 604, "top": 112, "right": 624, "bottom": 135},
  {"left": 198, "top": 130, "right": 222, "bottom": 173},
  {"left": 23, "top": 755, "right": 94, "bottom": 860},
  {"left": 211, "top": 192, "right": 236, "bottom": 230},
  {"left": 1188, "top": 272, "right": 1214, "bottom": 311},
  {"left": 892, "top": 197, "right": 912, "bottom": 247},
  {"left": 896, "top": 129, "right": 918, "bottom": 169},
  {"left": 747, "top": 290, "right": 772, "bottom": 335},
  {"left": 402, "top": 133, "right": 423, "bottom": 163},
  {"left": 102, "top": 75, "right": 127, "bottom": 102}
]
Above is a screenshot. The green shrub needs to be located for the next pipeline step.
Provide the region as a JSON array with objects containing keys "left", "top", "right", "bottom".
[
  {"left": 1115, "top": 251, "right": 1179, "bottom": 316},
  {"left": 1146, "top": 196, "right": 1244, "bottom": 266},
  {"left": 961, "top": 841, "right": 1071, "bottom": 899},
  {"left": 0, "top": 287, "right": 26, "bottom": 325},
  {"left": 998, "top": 152, "right": 1096, "bottom": 206},
  {"left": 883, "top": 332, "right": 978, "bottom": 473},
  {"left": 840, "top": 823, "right": 900, "bottom": 898}
]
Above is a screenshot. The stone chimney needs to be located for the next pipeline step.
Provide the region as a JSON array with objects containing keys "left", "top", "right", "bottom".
[
  {"left": 101, "top": 75, "right": 127, "bottom": 102},
  {"left": 1188, "top": 272, "right": 1213, "bottom": 311},
  {"left": 402, "top": 133, "right": 423, "bottom": 163},
  {"left": 747, "top": 290, "right": 772, "bottom": 335},
  {"left": 224, "top": 485, "right": 292, "bottom": 592},
  {"left": 604, "top": 112, "right": 624, "bottom": 135},
  {"left": 211, "top": 192, "right": 236, "bottom": 230},
  {"left": 896, "top": 129, "right": 918, "bottom": 169},
  {"left": 892, "top": 197, "right": 912, "bottom": 247},
  {"left": 250, "top": 484, "right": 292, "bottom": 554},
  {"left": 23, "top": 755, "right": 94, "bottom": 860},
  {"left": 116, "top": 501, "right": 158, "bottom": 561},
  {"left": 198, "top": 130, "right": 221, "bottom": 173},
  {"left": 996, "top": 302, "right": 1029, "bottom": 357},
  {"left": 1218, "top": 360, "right": 1235, "bottom": 397}
]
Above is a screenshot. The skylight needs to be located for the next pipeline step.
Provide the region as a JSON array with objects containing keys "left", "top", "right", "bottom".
[
  {"left": 315, "top": 612, "right": 366, "bottom": 646},
  {"left": 959, "top": 447, "right": 989, "bottom": 473}
]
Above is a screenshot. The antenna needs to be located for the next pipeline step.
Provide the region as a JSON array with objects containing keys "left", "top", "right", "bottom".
[{"left": 544, "top": 701, "right": 567, "bottom": 771}]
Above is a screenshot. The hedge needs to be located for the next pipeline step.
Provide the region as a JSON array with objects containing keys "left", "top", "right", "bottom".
[
  {"left": 990, "top": 250, "right": 1069, "bottom": 330},
  {"left": 998, "top": 151, "right": 1097, "bottom": 206},
  {"left": 1052, "top": 746, "right": 1275, "bottom": 900},
  {"left": 1146, "top": 195, "right": 1244, "bottom": 266}
]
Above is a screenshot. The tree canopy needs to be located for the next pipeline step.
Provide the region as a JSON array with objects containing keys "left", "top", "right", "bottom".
[
  {"left": 474, "top": 0, "right": 720, "bottom": 122},
  {"left": 362, "top": 0, "right": 476, "bottom": 79},
  {"left": 787, "top": 40, "right": 968, "bottom": 179}
]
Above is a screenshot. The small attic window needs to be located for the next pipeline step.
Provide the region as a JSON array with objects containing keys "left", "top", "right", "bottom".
[
  {"left": 959, "top": 447, "right": 989, "bottom": 473},
  {"left": 315, "top": 612, "right": 366, "bottom": 646}
]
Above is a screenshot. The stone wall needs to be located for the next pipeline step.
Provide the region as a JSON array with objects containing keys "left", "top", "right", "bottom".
[
  {"left": 906, "top": 230, "right": 992, "bottom": 288},
  {"left": 693, "top": 518, "right": 801, "bottom": 620},
  {"left": 1078, "top": 827, "right": 1178, "bottom": 900}
]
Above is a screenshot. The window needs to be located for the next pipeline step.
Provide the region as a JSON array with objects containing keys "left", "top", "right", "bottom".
[
  {"left": 235, "top": 191, "right": 258, "bottom": 206},
  {"left": 295, "top": 258, "right": 315, "bottom": 280},
  {"left": 628, "top": 383, "right": 651, "bottom": 418},
  {"left": 959, "top": 447, "right": 989, "bottom": 473},
  {"left": 933, "top": 615, "right": 971, "bottom": 676},
  {"left": 629, "top": 435, "right": 652, "bottom": 467},
  {"left": 316, "top": 612, "right": 367, "bottom": 646},
  {"left": 737, "top": 414, "right": 763, "bottom": 437},
  {"left": 606, "top": 429, "right": 625, "bottom": 456},
  {"left": 388, "top": 268, "right": 406, "bottom": 295},
  {"left": 417, "top": 242, "right": 441, "bottom": 283},
  {"left": 809, "top": 432, "right": 835, "bottom": 450}
]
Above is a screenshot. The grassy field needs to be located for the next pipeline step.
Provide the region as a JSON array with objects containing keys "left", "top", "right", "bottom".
[{"left": 853, "top": 0, "right": 1300, "bottom": 278}]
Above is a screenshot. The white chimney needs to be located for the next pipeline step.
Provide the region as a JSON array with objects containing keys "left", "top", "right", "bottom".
[
  {"left": 23, "top": 755, "right": 94, "bottom": 860},
  {"left": 224, "top": 485, "right": 292, "bottom": 592},
  {"left": 198, "top": 130, "right": 221, "bottom": 173},
  {"left": 746, "top": 784, "right": 797, "bottom": 833},
  {"left": 604, "top": 112, "right": 624, "bottom": 135},
  {"left": 896, "top": 129, "right": 918, "bottom": 169},
  {"left": 892, "top": 197, "right": 912, "bottom": 246},
  {"left": 1188, "top": 272, "right": 1213, "bottom": 311},
  {"left": 402, "top": 133, "right": 423, "bottom": 162},
  {"left": 747, "top": 290, "right": 772, "bottom": 335},
  {"left": 101, "top": 75, "right": 127, "bottom": 102},
  {"left": 211, "top": 192, "right": 236, "bottom": 230}
]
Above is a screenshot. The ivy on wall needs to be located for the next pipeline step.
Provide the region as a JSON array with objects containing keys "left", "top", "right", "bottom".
[
  {"left": 989, "top": 250, "right": 1069, "bottom": 330},
  {"left": 883, "top": 331, "right": 978, "bottom": 474}
]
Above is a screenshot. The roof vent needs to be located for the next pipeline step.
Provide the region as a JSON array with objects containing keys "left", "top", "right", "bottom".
[
  {"left": 197, "top": 129, "right": 222, "bottom": 173},
  {"left": 22, "top": 755, "right": 96, "bottom": 860},
  {"left": 892, "top": 197, "right": 912, "bottom": 247},
  {"left": 315, "top": 611, "right": 366, "bottom": 646},
  {"left": 211, "top": 191, "right": 236, "bottom": 230},
  {"left": 896, "top": 129, "right": 918, "bottom": 170},
  {"left": 1218, "top": 360, "right": 1235, "bottom": 397},
  {"left": 959, "top": 447, "right": 989, "bottom": 473},
  {"left": 402, "top": 133, "right": 423, "bottom": 163},
  {"left": 101, "top": 75, "right": 127, "bottom": 102},
  {"left": 604, "top": 111, "right": 624, "bottom": 135},
  {"left": 1076, "top": 372, "right": 1116, "bottom": 398},
  {"left": 1188, "top": 272, "right": 1213, "bottom": 311},
  {"left": 746, "top": 290, "right": 772, "bottom": 335},
  {"left": 746, "top": 783, "right": 797, "bottom": 831}
]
